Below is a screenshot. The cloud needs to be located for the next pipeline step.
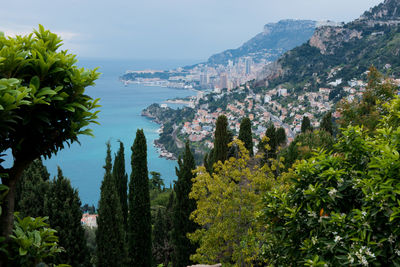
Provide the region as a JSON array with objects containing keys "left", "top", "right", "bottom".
[{"left": 1, "top": 25, "right": 80, "bottom": 41}]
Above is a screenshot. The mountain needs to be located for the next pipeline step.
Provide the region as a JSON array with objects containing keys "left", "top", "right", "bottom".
[
  {"left": 206, "top": 19, "right": 318, "bottom": 66},
  {"left": 258, "top": 0, "right": 400, "bottom": 92}
]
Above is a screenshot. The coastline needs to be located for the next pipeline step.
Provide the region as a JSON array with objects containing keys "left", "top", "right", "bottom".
[
  {"left": 120, "top": 78, "right": 202, "bottom": 93},
  {"left": 154, "top": 140, "right": 177, "bottom": 161}
]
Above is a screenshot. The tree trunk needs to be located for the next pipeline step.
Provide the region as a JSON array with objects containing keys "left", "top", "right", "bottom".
[
  {"left": 0, "top": 159, "right": 29, "bottom": 266},
  {"left": 1, "top": 176, "right": 18, "bottom": 239}
]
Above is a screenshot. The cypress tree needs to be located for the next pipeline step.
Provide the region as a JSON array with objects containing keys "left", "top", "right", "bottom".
[
  {"left": 44, "top": 167, "right": 91, "bottom": 266},
  {"left": 276, "top": 127, "right": 287, "bottom": 147},
  {"left": 214, "top": 115, "right": 230, "bottom": 163},
  {"left": 112, "top": 141, "right": 128, "bottom": 230},
  {"left": 172, "top": 141, "right": 198, "bottom": 267},
  {"left": 152, "top": 208, "right": 167, "bottom": 265},
  {"left": 238, "top": 117, "right": 253, "bottom": 156},
  {"left": 320, "top": 112, "right": 334, "bottom": 135},
  {"left": 97, "top": 142, "right": 126, "bottom": 267},
  {"left": 301, "top": 116, "right": 312, "bottom": 133},
  {"left": 15, "top": 159, "right": 50, "bottom": 218},
  {"left": 164, "top": 190, "right": 175, "bottom": 265},
  {"left": 128, "top": 129, "right": 152, "bottom": 267}
]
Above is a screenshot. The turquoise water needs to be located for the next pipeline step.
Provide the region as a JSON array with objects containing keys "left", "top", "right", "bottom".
[{"left": 44, "top": 58, "right": 198, "bottom": 206}]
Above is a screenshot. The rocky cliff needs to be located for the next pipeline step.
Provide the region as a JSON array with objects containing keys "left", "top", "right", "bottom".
[
  {"left": 206, "top": 19, "right": 317, "bottom": 65},
  {"left": 258, "top": 0, "right": 400, "bottom": 89}
]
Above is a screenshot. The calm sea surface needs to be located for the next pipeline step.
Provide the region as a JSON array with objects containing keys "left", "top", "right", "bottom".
[{"left": 43, "top": 58, "right": 198, "bottom": 206}]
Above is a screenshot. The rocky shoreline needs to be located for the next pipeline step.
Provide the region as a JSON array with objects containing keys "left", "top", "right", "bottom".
[
  {"left": 142, "top": 108, "right": 178, "bottom": 161},
  {"left": 153, "top": 140, "right": 177, "bottom": 160}
]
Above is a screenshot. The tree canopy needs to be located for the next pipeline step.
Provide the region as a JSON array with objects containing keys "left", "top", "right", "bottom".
[
  {"left": 0, "top": 26, "right": 100, "bottom": 241},
  {"left": 189, "top": 140, "right": 275, "bottom": 265}
]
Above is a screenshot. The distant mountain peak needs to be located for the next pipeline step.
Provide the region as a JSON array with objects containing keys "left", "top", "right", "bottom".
[
  {"left": 258, "top": 0, "right": 400, "bottom": 92},
  {"left": 359, "top": 0, "right": 400, "bottom": 22},
  {"left": 206, "top": 20, "right": 317, "bottom": 66}
]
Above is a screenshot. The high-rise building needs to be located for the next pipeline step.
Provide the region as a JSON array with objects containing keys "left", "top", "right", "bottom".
[
  {"left": 245, "top": 57, "right": 252, "bottom": 75},
  {"left": 200, "top": 72, "right": 209, "bottom": 89},
  {"left": 220, "top": 73, "right": 228, "bottom": 90}
]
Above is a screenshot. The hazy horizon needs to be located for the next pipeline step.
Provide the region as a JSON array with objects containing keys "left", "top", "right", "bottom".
[{"left": 1, "top": 0, "right": 383, "bottom": 61}]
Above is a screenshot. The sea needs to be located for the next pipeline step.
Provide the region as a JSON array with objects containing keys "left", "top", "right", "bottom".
[{"left": 35, "top": 58, "right": 198, "bottom": 206}]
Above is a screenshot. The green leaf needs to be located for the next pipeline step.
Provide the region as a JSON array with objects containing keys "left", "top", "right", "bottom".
[
  {"left": 36, "top": 88, "right": 57, "bottom": 97},
  {"left": 29, "top": 76, "right": 40, "bottom": 92},
  {"left": 19, "top": 247, "right": 27, "bottom": 256}
]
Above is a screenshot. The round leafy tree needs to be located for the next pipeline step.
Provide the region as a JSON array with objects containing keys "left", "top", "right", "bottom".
[{"left": 0, "top": 25, "right": 100, "bottom": 240}]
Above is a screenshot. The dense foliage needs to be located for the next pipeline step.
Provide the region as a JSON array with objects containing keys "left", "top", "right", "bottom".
[
  {"left": 8, "top": 214, "right": 66, "bottom": 267},
  {"left": 338, "top": 66, "right": 397, "bottom": 132},
  {"left": 189, "top": 140, "right": 276, "bottom": 265},
  {"left": 15, "top": 159, "right": 50, "bottom": 218},
  {"left": 261, "top": 97, "right": 400, "bottom": 265},
  {"left": 13, "top": 160, "right": 90, "bottom": 266},
  {"left": 45, "top": 168, "right": 90, "bottom": 266}
]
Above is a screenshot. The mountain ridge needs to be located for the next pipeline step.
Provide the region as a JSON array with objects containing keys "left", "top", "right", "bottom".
[
  {"left": 258, "top": 0, "right": 400, "bottom": 90},
  {"left": 205, "top": 19, "right": 317, "bottom": 66}
]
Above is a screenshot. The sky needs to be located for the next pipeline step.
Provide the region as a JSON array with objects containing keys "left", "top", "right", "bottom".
[{"left": 0, "top": 0, "right": 384, "bottom": 61}]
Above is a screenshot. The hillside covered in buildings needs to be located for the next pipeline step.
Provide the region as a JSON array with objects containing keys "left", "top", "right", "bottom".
[{"left": 142, "top": 0, "right": 400, "bottom": 161}]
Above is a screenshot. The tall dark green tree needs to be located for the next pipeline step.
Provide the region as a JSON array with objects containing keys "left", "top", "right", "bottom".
[
  {"left": 112, "top": 141, "right": 128, "bottom": 230},
  {"left": 15, "top": 159, "right": 50, "bottom": 218},
  {"left": 276, "top": 127, "right": 287, "bottom": 147},
  {"left": 320, "top": 112, "right": 334, "bottom": 135},
  {"left": 172, "top": 141, "right": 198, "bottom": 267},
  {"left": 44, "top": 167, "right": 90, "bottom": 266},
  {"left": 238, "top": 117, "right": 254, "bottom": 156},
  {"left": 214, "top": 115, "right": 230, "bottom": 163},
  {"left": 152, "top": 208, "right": 167, "bottom": 265},
  {"left": 301, "top": 116, "right": 312, "bottom": 133},
  {"left": 128, "top": 129, "right": 152, "bottom": 267},
  {"left": 96, "top": 143, "right": 126, "bottom": 267}
]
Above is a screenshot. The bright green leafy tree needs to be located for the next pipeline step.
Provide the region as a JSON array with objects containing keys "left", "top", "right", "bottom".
[
  {"left": 189, "top": 140, "right": 276, "bottom": 265},
  {"left": 0, "top": 26, "right": 100, "bottom": 242},
  {"left": 8, "top": 214, "right": 66, "bottom": 267},
  {"left": 262, "top": 96, "right": 400, "bottom": 266}
]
